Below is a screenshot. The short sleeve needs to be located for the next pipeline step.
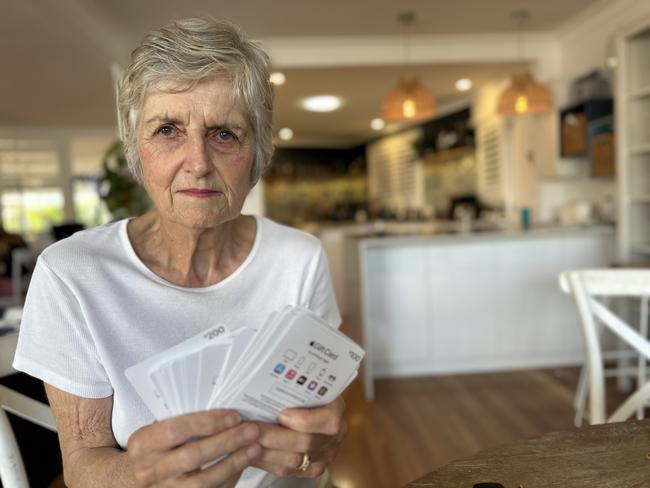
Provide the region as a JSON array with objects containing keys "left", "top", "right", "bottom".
[
  {"left": 12, "top": 257, "right": 113, "bottom": 398},
  {"left": 303, "top": 246, "right": 342, "bottom": 329}
]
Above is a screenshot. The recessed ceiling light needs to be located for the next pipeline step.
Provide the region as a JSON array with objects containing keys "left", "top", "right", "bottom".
[
  {"left": 370, "top": 118, "right": 385, "bottom": 130},
  {"left": 269, "top": 72, "right": 286, "bottom": 86},
  {"left": 455, "top": 78, "right": 473, "bottom": 92},
  {"left": 301, "top": 95, "right": 342, "bottom": 113},
  {"left": 278, "top": 127, "right": 294, "bottom": 140}
]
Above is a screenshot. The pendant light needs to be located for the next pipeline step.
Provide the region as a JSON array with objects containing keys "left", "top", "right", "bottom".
[
  {"left": 381, "top": 11, "right": 436, "bottom": 122},
  {"left": 497, "top": 9, "right": 553, "bottom": 117}
]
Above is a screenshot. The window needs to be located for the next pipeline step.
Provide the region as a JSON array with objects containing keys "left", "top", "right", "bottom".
[
  {"left": 0, "top": 144, "right": 65, "bottom": 241},
  {"left": 71, "top": 136, "right": 114, "bottom": 228},
  {"left": 73, "top": 177, "right": 111, "bottom": 228},
  {"left": 1, "top": 188, "right": 65, "bottom": 237},
  {"left": 0, "top": 135, "right": 115, "bottom": 241}
]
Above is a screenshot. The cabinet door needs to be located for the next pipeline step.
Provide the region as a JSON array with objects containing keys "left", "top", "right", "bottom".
[
  {"left": 428, "top": 243, "right": 497, "bottom": 363},
  {"left": 363, "top": 246, "right": 430, "bottom": 369}
]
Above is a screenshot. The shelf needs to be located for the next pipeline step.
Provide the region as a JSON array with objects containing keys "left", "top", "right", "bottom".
[
  {"left": 589, "top": 115, "right": 613, "bottom": 127},
  {"left": 629, "top": 85, "right": 650, "bottom": 100},
  {"left": 559, "top": 98, "right": 613, "bottom": 159},
  {"left": 613, "top": 18, "right": 650, "bottom": 263},
  {"left": 422, "top": 145, "right": 476, "bottom": 164},
  {"left": 629, "top": 144, "right": 650, "bottom": 156}
]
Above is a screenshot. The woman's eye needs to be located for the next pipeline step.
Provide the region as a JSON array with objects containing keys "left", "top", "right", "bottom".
[
  {"left": 215, "top": 129, "right": 235, "bottom": 142},
  {"left": 155, "top": 125, "right": 176, "bottom": 137}
]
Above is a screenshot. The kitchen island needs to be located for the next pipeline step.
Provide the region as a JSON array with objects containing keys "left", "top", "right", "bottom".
[{"left": 334, "top": 225, "right": 615, "bottom": 400}]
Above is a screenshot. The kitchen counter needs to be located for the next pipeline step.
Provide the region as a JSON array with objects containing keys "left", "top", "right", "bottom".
[
  {"left": 354, "top": 223, "right": 615, "bottom": 247},
  {"left": 330, "top": 224, "right": 616, "bottom": 400}
]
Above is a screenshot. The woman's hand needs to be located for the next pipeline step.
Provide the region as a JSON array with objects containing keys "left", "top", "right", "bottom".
[
  {"left": 127, "top": 409, "right": 262, "bottom": 487},
  {"left": 252, "top": 397, "right": 348, "bottom": 478}
]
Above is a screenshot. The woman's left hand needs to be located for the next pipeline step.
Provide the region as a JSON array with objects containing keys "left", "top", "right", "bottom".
[{"left": 252, "top": 397, "right": 348, "bottom": 478}]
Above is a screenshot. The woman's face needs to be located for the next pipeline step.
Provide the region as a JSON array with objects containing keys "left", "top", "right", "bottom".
[{"left": 137, "top": 76, "right": 254, "bottom": 230}]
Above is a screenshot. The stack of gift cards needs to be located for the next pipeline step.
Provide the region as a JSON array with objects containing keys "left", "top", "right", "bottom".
[{"left": 125, "top": 306, "right": 365, "bottom": 422}]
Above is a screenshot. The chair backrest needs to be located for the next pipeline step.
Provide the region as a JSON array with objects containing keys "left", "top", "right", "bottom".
[
  {"left": 0, "top": 385, "right": 56, "bottom": 488},
  {"left": 559, "top": 269, "right": 650, "bottom": 424}
]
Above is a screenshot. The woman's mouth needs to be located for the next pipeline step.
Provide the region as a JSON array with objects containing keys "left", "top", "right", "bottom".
[{"left": 179, "top": 189, "right": 220, "bottom": 198}]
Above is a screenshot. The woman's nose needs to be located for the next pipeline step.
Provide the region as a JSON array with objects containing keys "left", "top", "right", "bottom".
[{"left": 184, "top": 135, "right": 213, "bottom": 176}]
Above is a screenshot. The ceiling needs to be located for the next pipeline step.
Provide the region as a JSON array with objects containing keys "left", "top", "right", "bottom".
[{"left": 1, "top": 0, "right": 602, "bottom": 147}]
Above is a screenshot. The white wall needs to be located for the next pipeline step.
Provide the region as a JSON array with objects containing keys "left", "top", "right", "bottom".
[
  {"left": 555, "top": 0, "right": 650, "bottom": 106},
  {"left": 538, "top": 179, "right": 616, "bottom": 224}
]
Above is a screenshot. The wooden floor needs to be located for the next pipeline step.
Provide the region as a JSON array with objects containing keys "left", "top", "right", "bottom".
[{"left": 328, "top": 368, "right": 626, "bottom": 488}]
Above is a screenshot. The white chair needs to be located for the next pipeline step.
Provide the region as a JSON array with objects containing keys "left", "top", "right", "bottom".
[
  {"left": 0, "top": 385, "right": 56, "bottom": 488},
  {"left": 559, "top": 269, "right": 650, "bottom": 425}
]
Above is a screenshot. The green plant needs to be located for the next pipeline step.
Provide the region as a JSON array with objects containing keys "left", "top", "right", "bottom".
[{"left": 99, "top": 141, "right": 151, "bottom": 219}]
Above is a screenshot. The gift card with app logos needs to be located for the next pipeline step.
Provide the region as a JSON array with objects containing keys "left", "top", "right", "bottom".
[{"left": 126, "top": 307, "right": 364, "bottom": 423}]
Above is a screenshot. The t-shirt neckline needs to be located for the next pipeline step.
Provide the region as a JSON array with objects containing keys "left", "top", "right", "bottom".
[{"left": 119, "top": 215, "right": 262, "bottom": 293}]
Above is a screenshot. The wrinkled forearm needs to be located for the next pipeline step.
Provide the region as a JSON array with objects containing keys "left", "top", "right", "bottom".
[{"left": 64, "top": 446, "right": 136, "bottom": 488}]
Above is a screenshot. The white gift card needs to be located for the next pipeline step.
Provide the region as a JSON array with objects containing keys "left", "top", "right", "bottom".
[
  {"left": 218, "top": 309, "right": 364, "bottom": 421},
  {"left": 125, "top": 324, "right": 234, "bottom": 420},
  {"left": 125, "top": 307, "right": 365, "bottom": 423}
]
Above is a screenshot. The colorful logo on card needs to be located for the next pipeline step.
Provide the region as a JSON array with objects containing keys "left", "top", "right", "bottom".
[
  {"left": 297, "top": 375, "right": 307, "bottom": 385},
  {"left": 307, "top": 380, "right": 318, "bottom": 391},
  {"left": 318, "top": 386, "right": 328, "bottom": 396},
  {"left": 285, "top": 369, "right": 297, "bottom": 380},
  {"left": 274, "top": 363, "right": 286, "bottom": 374}
]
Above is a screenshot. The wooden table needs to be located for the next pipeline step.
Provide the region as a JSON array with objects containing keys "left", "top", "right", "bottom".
[{"left": 406, "top": 419, "right": 650, "bottom": 487}]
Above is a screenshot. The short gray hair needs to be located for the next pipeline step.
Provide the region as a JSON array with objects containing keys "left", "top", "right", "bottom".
[{"left": 117, "top": 17, "right": 274, "bottom": 185}]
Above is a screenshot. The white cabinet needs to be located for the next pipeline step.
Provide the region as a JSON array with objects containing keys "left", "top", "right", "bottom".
[
  {"left": 358, "top": 229, "right": 614, "bottom": 383},
  {"left": 617, "top": 16, "right": 650, "bottom": 261}
]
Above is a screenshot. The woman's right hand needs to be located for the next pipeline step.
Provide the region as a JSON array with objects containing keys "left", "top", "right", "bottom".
[{"left": 127, "top": 409, "right": 261, "bottom": 487}]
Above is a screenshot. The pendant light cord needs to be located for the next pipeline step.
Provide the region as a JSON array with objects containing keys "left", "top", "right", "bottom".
[
  {"left": 512, "top": 9, "right": 529, "bottom": 63},
  {"left": 397, "top": 10, "right": 415, "bottom": 70}
]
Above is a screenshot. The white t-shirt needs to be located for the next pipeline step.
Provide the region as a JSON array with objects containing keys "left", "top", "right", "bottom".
[{"left": 13, "top": 215, "right": 341, "bottom": 488}]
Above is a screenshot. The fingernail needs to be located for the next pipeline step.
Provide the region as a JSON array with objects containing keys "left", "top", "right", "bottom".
[
  {"left": 225, "top": 413, "right": 241, "bottom": 428},
  {"left": 243, "top": 424, "right": 258, "bottom": 441},
  {"left": 278, "top": 412, "right": 288, "bottom": 424}
]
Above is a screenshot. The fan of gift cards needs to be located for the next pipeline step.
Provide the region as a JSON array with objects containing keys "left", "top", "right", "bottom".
[{"left": 126, "top": 306, "right": 365, "bottom": 423}]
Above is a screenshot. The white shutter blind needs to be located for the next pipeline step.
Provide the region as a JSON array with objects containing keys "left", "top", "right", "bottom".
[
  {"left": 367, "top": 127, "right": 424, "bottom": 211},
  {"left": 476, "top": 120, "right": 504, "bottom": 206}
]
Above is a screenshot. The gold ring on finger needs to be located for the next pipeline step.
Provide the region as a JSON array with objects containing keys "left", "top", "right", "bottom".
[{"left": 297, "top": 452, "right": 311, "bottom": 472}]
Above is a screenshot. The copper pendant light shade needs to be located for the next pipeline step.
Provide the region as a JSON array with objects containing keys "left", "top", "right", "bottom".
[
  {"left": 380, "top": 11, "right": 436, "bottom": 122},
  {"left": 497, "top": 72, "right": 553, "bottom": 116},
  {"left": 497, "top": 9, "right": 553, "bottom": 117},
  {"left": 381, "top": 73, "right": 436, "bottom": 122}
]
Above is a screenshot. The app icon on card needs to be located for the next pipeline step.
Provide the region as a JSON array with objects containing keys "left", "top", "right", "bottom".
[
  {"left": 318, "top": 386, "right": 328, "bottom": 396},
  {"left": 307, "top": 380, "right": 318, "bottom": 391},
  {"left": 328, "top": 374, "right": 337, "bottom": 383},
  {"left": 285, "top": 369, "right": 297, "bottom": 380},
  {"left": 297, "top": 375, "right": 307, "bottom": 385},
  {"left": 274, "top": 363, "right": 286, "bottom": 374}
]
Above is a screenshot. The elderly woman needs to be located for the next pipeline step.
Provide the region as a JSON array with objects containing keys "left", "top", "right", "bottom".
[{"left": 13, "top": 17, "right": 346, "bottom": 488}]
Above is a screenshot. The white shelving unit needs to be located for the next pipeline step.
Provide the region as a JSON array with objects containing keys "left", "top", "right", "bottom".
[{"left": 617, "top": 16, "right": 650, "bottom": 263}]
